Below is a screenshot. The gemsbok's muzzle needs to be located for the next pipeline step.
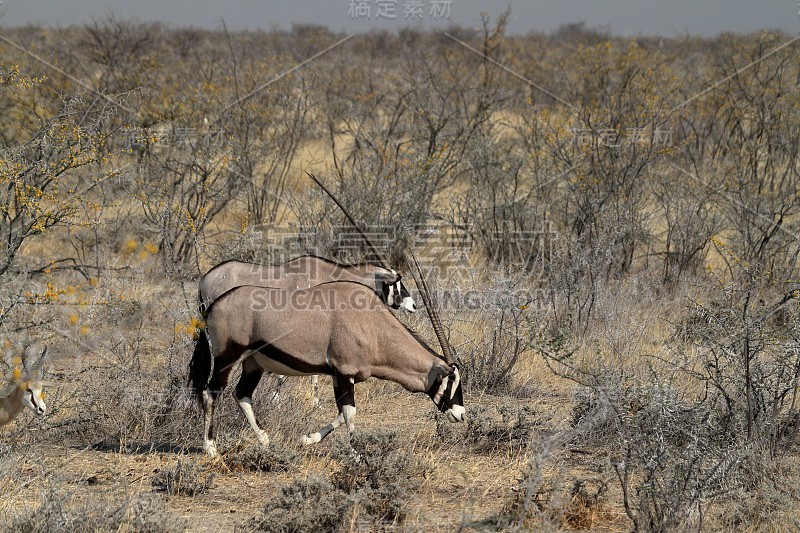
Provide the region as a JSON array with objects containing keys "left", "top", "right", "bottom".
[{"left": 446, "top": 404, "right": 465, "bottom": 423}]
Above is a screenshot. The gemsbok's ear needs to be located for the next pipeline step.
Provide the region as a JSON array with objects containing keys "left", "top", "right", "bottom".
[{"left": 377, "top": 268, "right": 402, "bottom": 283}]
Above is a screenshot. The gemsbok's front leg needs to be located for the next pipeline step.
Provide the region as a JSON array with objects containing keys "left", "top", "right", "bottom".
[
  {"left": 302, "top": 373, "right": 356, "bottom": 445},
  {"left": 234, "top": 357, "right": 270, "bottom": 447}
]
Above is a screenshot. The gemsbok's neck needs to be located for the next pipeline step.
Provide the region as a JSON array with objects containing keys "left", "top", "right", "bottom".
[{"left": 373, "top": 325, "right": 448, "bottom": 393}]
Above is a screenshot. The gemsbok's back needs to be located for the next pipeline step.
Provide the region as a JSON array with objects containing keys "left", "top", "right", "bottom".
[{"left": 198, "top": 255, "right": 416, "bottom": 315}]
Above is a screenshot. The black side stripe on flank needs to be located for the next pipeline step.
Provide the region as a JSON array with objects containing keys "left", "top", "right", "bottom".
[{"left": 246, "top": 342, "right": 334, "bottom": 376}]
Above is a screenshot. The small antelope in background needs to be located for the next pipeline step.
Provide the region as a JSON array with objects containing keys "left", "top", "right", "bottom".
[
  {"left": 1, "top": 345, "right": 47, "bottom": 426},
  {"left": 188, "top": 281, "right": 463, "bottom": 456}
]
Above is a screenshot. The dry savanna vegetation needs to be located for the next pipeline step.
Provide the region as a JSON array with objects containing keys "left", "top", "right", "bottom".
[{"left": 1, "top": 13, "right": 800, "bottom": 532}]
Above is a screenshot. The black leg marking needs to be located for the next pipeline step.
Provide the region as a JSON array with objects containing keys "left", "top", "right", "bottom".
[
  {"left": 234, "top": 357, "right": 271, "bottom": 446},
  {"left": 302, "top": 372, "right": 357, "bottom": 445},
  {"left": 316, "top": 423, "right": 336, "bottom": 441},
  {"left": 234, "top": 357, "right": 264, "bottom": 402}
]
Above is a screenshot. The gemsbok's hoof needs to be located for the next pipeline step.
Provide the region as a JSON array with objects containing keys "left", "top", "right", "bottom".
[
  {"left": 302, "top": 433, "right": 322, "bottom": 446},
  {"left": 203, "top": 440, "right": 218, "bottom": 458}
]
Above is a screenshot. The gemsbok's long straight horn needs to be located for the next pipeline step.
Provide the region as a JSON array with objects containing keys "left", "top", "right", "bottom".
[
  {"left": 406, "top": 249, "right": 457, "bottom": 366},
  {"left": 305, "top": 170, "right": 455, "bottom": 365},
  {"left": 305, "top": 171, "right": 390, "bottom": 270}
]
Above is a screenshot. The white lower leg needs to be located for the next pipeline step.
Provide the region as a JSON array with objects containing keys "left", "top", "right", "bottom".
[
  {"left": 202, "top": 390, "right": 218, "bottom": 457},
  {"left": 342, "top": 405, "right": 356, "bottom": 433},
  {"left": 341, "top": 405, "right": 358, "bottom": 455},
  {"left": 238, "top": 397, "right": 269, "bottom": 446},
  {"left": 204, "top": 439, "right": 218, "bottom": 457}
]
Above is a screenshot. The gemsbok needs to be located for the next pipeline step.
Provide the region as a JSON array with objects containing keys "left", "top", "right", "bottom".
[
  {"left": 198, "top": 255, "right": 417, "bottom": 405},
  {"left": 198, "top": 255, "right": 416, "bottom": 316},
  {"left": 1, "top": 345, "right": 47, "bottom": 426},
  {"left": 188, "top": 281, "right": 463, "bottom": 456}
]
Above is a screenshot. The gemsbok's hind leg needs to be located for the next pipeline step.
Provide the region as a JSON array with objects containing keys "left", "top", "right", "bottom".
[
  {"left": 302, "top": 373, "right": 356, "bottom": 445},
  {"left": 202, "top": 387, "right": 222, "bottom": 457},
  {"left": 202, "top": 356, "right": 236, "bottom": 457},
  {"left": 234, "top": 357, "right": 270, "bottom": 447}
]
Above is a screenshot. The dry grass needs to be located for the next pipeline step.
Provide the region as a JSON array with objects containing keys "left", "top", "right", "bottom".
[
  {"left": 4, "top": 216, "right": 798, "bottom": 531},
  {"left": 0, "top": 239, "right": 752, "bottom": 531}
]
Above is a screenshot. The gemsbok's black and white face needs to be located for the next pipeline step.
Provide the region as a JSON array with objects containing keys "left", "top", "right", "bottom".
[
  {"left": 429, "top": 364, "right": 465, "bottom": 423},
  {"left": 383, "top": 270, "right": 417, "bottom": 313}
]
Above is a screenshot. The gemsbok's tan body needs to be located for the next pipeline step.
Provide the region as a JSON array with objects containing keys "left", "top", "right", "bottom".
[
  {"left": 197, "top": 255, "right": 417, "bottom": 406},
  {"left": 188, "top": 281, "right": 463, "bottom": 456}
]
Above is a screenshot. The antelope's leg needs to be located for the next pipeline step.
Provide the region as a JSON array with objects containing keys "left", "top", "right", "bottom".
[
  {"left": 203, "top": 361, "right": 235, "bottom": 457},
  {"left": 270, "top": 374, "right": 288, "bottom": 404},
  {"left": 335, "top": 373, "right": 357, "bottom": 435},
  {"left": 234, "top": 357, "right": 269, "bottom": 447},
  {"left": 310, "top": 375, "right": 321, "bottom": 407},
  {"left": 302, "top": 373, "right": 356, "bottom": 445}
]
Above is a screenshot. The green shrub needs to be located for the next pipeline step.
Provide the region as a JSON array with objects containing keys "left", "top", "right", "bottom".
[
  {"left": 151, "top": 459, "right": 215, "bottom": 496},
  {"left": 437, "top": 404, "right": 539, "bottom": 452},
  {"left": 224, "top": 442, "right": 298, "bottom": 473},
  {"left": 247, "top": 474, "right": 351, "bottom": 533},
  {"left": 249, "top": 430, "right": 430, "bottom": 531}
]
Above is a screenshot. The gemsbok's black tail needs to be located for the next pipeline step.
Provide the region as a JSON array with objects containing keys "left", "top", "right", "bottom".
[
  {"left": 188, "top": 328, "right": 212, "bottom": 406},
  {"left": 198, "top": 287, "right": 208, "bottom": 319}
]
